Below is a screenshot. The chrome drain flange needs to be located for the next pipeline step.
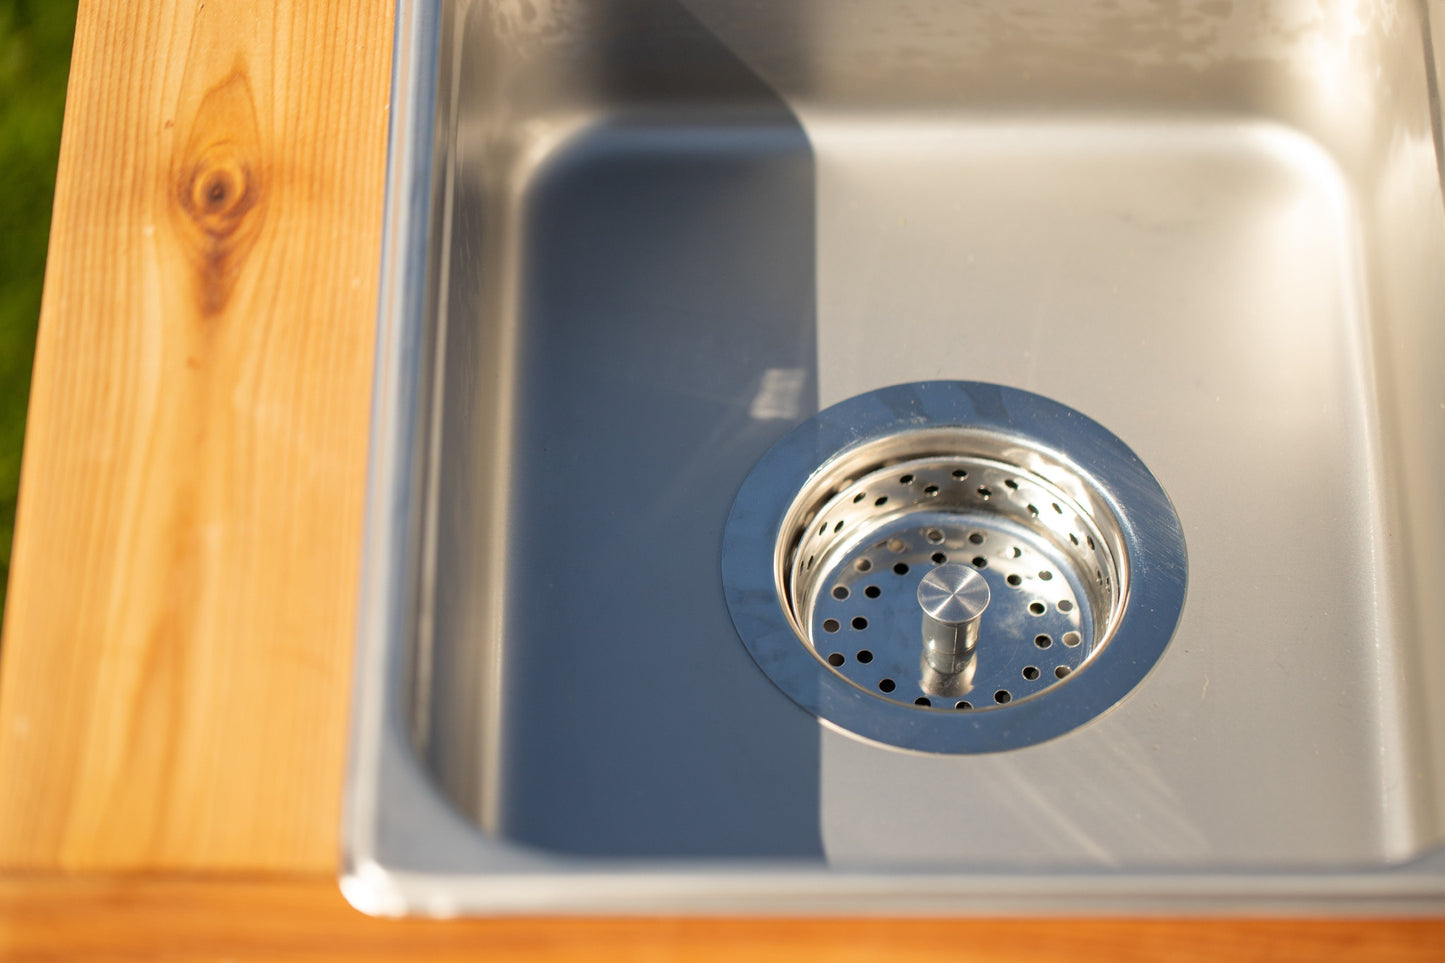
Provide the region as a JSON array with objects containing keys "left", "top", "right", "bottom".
[{"left": 721, "top": 381, "right": 1187, "bottom": 754}]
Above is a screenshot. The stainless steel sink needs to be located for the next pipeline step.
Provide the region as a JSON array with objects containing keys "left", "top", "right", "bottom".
[{"left": 344, "top": 0, "right": 1445, "bottom": 914}]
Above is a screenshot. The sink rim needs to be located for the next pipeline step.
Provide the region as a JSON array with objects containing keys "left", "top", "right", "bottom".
[{"left": 341, "top": 0, "right": 1445, "bottom": 916}]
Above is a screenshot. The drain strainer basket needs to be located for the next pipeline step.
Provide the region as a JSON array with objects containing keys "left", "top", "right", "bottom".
[{"left": 721, "top": 381, "right": 1187, "bottom": 754}]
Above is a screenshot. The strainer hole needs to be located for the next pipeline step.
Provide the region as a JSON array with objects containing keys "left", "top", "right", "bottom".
[
  {"left": 926, "top": 529, "right": 944, "bottom": 543},
  {"left": 924, "top": 485, "right": 940, "bottom": 496},
  {"left": 971, "top": 557, "right": 987, "bottom": 569},
  {"left": 899, "top": 473, "right": 914, "bottom": 485},
  {"left": 807, "top": 555, "right": 815, "bottom": 570},
  {"left": 1028, "top": 602, "right": 1046, "bottom": 615},
  {"left": 1004, "top": 479, "right": 1019, "bottom": 490},
  {"left": 833, "top": 520, "right": 845, "bottom": 533},
  {"left": 875, "top": 496, "right": 889, "bottom": 507},
  {"left": 1053, "top": 502, "right": 1063, "bottom": 514},
  {"left": 832, "top": 585, "right": 850, "bottom": 600},
  {"left": 994, "top": 690, "right": 1012, "bottom": 705},
  {"left": 1039, "top": 570, "right": 1053, "bottom": 581},
  {"left": 1022, "top": 666, "right": 1041, "bottom": 681},
  {"left": 827, "top": 652, "right": 845, "bottom": 667},
  {"left": 1006, "top": 574, "right": 1022, "bottom": 587},
  {"left": 977, "top": 486, "right": 992, "bottom": 499},
  {"left": 1087, "top": 535, "right": 1096, "bottom": 550},
  {"left": 1027, "top": 504, "right": 1039, "bottom": 517},
  {"left": 864, "top": 584, "right": 881, "bottom": 599},
  {"left": 857, "top": 649, "right": 874, "bottom": 664},
  {"left": 951, "top": 469, "right": 968, "bottom": 479},
  {"left": 823, "top": 619, "right": 840, "bottom": 633},
  {"left": 893, "top": 562, "right": 910, "bottom": 575},
  {"left": 855, "top": 558, "right": 872, "bottom": 573},
  {"left": 1063, "top": 631, "right": 1081, "bottom": 647},
  {"left": 1069, "top": 533, "right": 1080, "bottom": 546},
  {"left": 879, "top": 678, "right": 896, "bottom": 693},
  {"left": 853, "top": 491, "right": 866, "bottom": 503},
  {"left": 1055, "top": 665, "right": 1072, "bottom": 679},
  {"left": 1035, "top": 634, "right": 1052, "bottom": 648},
  {"left": 851, "top": 616, "right": 869, "bottom": 631},
  {"left": 915, "top": 697, "right": 932, "bottom": 707},
  {"left": 1058, "top": 599, "right": 1074, "bottom": 613},
  {"left": 968, "top": 532, "right": 985, "bottom": 545},
  {"left": 931, "top": 552, "right": 948, "bottom": 564},
  {"left": 818, "top": 522, "right": 827, "bottom": 536},
  {"left": 887, "top": 538, "right": 907, "bottom": 553},
  {"left": 1011, "top": 547, "right": 1023, "bottom": 558},
  {"left": 955, "top": 701, "right": 972, "bottom": 710}
]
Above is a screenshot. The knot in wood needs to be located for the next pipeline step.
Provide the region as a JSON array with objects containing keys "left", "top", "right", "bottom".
[{"left": 182, "top": 142, "right": 256, "bottom": 238}]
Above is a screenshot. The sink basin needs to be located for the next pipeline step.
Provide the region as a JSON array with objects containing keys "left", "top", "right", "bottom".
[{"left": 344, "top": 0, "right": 1445, "bottom": 914}]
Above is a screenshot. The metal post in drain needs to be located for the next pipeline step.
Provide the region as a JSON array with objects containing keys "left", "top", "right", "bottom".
[{"left": 917, "top": 563, "right": 988, "bottom": 681}]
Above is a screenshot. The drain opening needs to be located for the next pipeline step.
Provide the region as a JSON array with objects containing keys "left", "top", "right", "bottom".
[
  {"left": 721, "top": 381, "right": 1187, "bottom": 754},
  {"left": 788, "top": 444, "right": 1114, "bottom": 713}
]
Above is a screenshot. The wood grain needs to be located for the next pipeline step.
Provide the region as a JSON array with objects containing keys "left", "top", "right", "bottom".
[
  {"left": 0, "top": 876, "right": 1442, "bottom": 963},
  {"left": 0, "top": 0, "right": 392, "bottom": 871}
]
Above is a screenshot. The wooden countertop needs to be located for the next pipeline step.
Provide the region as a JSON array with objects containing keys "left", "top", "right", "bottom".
[{"left": 0, "top": 0, "right": 1439, "bottom": 957}]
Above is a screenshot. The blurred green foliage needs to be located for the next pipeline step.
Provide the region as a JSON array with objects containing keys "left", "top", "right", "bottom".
[{"left": 0, "top": 0, "right": 78, "bottom": 618}]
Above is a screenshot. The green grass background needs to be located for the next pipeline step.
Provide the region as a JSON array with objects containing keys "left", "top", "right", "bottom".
[{"left": 0, "top": 0, "right": 78, "bottom": 619}]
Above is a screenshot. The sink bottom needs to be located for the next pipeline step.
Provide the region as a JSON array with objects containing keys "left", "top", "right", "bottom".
[{"left": 471, "top": 114, "right": 1411, "bottom": 868}]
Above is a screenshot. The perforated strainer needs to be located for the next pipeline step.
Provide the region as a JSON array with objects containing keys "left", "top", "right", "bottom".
[{"left": 721, "top": 381, "right": 1187, "bottom": 754}]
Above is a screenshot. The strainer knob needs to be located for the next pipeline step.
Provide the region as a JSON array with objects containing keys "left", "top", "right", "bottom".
[{"left": 918, "top": 563, "right": 989, "bottom": 675}]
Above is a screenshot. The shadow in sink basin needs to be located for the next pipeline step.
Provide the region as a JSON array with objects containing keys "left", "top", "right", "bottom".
[
  {"left": 426, "top": 0, "right": 822, "bottom": 857},
  {"left": 499, "top": 120, "right": 820, "bottom": 856}
]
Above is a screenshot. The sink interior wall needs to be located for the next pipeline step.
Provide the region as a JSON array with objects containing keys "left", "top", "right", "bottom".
[{"left": 410, "top": 0, "right": 1445, "bottom": 864}]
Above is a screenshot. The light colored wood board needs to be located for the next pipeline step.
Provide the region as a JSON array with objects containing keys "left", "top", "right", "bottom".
[
  {"left": 1, "top": 876, "right": 1443, "bottom": 963},
  {"left": 0, "top": 0, "right": 392, "bottom": 871}
]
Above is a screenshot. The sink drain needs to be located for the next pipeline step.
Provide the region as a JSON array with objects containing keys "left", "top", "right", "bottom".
[
  {"left": 721, "top": 381, "right": 1187, "bottom": 753},
  {"left": 791, "top": 452, "right": 1108, "bottom": 709}
]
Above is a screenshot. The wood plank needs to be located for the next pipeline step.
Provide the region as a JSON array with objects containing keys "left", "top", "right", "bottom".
[
  {"left": 0, "top": 0, "right": 392, "bottom": 871},
  {"left": 0, "top": 876, "right": 1442, "bottom": 963}
]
